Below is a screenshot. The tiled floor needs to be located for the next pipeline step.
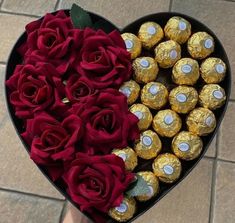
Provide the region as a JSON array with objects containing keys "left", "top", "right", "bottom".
[{"left": 0, "top": 0, "right": 234, "bottom": 223}]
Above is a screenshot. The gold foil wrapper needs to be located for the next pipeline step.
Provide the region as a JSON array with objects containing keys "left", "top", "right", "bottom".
[
  {"left": 112, "top": 147, "right": 138, "bottom": 171},
  {"left": 130, "top": 103, "right": 153, "bottom": 131},
  {"left": 141, "top": 82, "right": 168, "bottom": 110},
  {"left": 164, "top": 16, "right": 191, "bottom": 44},
  {"left": 136, "top": 171, "right": 159, "bottom": 202},
  {"left": 134, "top": 130, "right": 162, "bottom": 160},
  {"left": 109, "top": 197, "right": 136, "bottom": 222},
  {"left": 133, "top": 57, "right": 159, "bottom": 84},
  {"left": 169, "top": 86, "right": 198, "bottom": 114},
  {"left": 199, "top": 84, "right": 226, "bottom": 110},
  {"left": 186, "top": 107, "right": 216, "bottom": 136},
  {"left": 119, "top": 80, "right": 140, "bottom": 105},
  {"left": 172, "top": 58, "right": 200, "bottom": 85},
  {"left": 152, "top": 109, "right": 182, "bottom": 138},
  {"left": 172, "top": 131, "right": 203, "bottom": 160},
  {"left": 155, "top": 40, "right": 181, "bottom": 68},
  {"left": 138, "top": 22, "right": 164, "bottom": 49},
  {"left": 200, "top": 57, "right": 226, "bottom": 84},
  {"left": 121, "top": 33, "right": 142, "bottom": 59},
  {"left": 187, "top": 32, "right": 214, "bottom": 59},
  {"left": 152, "top": 153, "right": 182, "bottom": 183}
]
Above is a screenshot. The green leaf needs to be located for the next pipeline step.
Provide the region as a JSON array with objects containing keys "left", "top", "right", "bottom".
[
  {"left": 126, "top": 174, "right": 150, "bottom": 197},
  {"left": 93, "top": 19, "right": 115, "bottom": 33},
  {"left": 70, "top": 3, "right": 93, "bottom": 29}
]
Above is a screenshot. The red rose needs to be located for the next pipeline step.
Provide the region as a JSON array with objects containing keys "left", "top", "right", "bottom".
[
  {"left": 6, "top": 64, "right": 68, "bottom": 119},
  {"left": 70, "top": 89, "right": 139, "bottom": 154},
  {"left": 20, "top": 10, "right": 83, "bottom": 74},
  {"left": 65, "top": 74, "right": 97, "bottom": 103},
  {"left": 73, "top": 28, "right": 132, "bottom": 89},
  {"left": 22, "top": 112, "right": 83, "bottom": 181},
  {"left": 63, "top": 153, "right": 134, "bottom": 213}
]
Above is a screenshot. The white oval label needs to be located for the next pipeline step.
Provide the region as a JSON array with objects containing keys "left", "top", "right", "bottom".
[
  {"left": 205, "top": 116, "right": 214, "bottom": 126},
  {"left": 147, "top": 26, "right": 157, "bottom": 35},
  {"left": 142, "top": 136, "right": 153, "bottom": 146},
  {"left": 178, "top": 142, "right": 190, "bottom": 152},
  {"left": 215, "top": 64, "right": 225, "bottom": 74},
  {"left": 115, "top": 203, "right": 127, "bottom": 213},
  {"left": 170, "top": 50, "right": 178, "bottom": 59},
  {"left": 178, "top": 21, "right": 187, "bottom": 30},
  {"left": 149, "top": 84, "right": 159, "bottom": 95},
  {"left": 147, "top": 186, "right": 154, "bottom": 197},
  {"left": 204, "top": 39, "right": 213, "bottom": 49},
  {"left": 118, "top": 153, "right": 127, "bottom": 161},
  {"left": 213, "top": 90, "right": 223, "bottom": 99},
  {"left": 163, "top": 165, "right": 174, "bottom": 175},
  {"left": 140, "top": 59, "right": 150, "bottom": 68},
  {"left": 120, "top": 87, "right": 131, "bottom": 98},
  {"left": 176, "top": 93, "right": 187, "bottom": 103},
  {"left": 125, "top": 39, "right": 133, "bottom": 49},
  {"left": 134, "top": 111, "right": 143, "bottom": 120},
  {"left": 181, "top": 64, "right": 192, "bottom": 74},
  {"left": 164, "top": 114, "right": 174, "bottom": 125}
]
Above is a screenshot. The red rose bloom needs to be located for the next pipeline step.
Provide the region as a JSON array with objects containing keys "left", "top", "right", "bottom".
[
  {"left": 22, "top": 112, "right": 83, "bottom": 181},
  {"left": 20, "top": 10, "right": 83, "bottom": 74},
  {"left": 73, "top": 28, "right": 132, "bottom": 89},
  {"left": 65, "top": 74, "right": 97, "bottom": 103},
  {"left": 70, "top": 89, "right": 139, "bottom": 154},
  {"left": 63, "top": 153, "right": 134, "bottom": 213},
  {"left": 6, "top": 64, "right": 68, "bottom": 119}
]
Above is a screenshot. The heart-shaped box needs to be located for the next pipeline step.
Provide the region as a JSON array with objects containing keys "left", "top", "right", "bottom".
[{"left": 5, "top": 10, "right": 231, "bottom": 223}]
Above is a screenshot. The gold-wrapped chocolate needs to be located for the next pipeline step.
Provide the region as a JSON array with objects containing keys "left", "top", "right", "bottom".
[
  {"left": 164, "top": 16, "right": 191, "bottom": 44},
  {"left": 187, "top": 32, "right": 214, "bottom": 59},
  {"left": 109, "top": 197, "right": 136, "bottom": 222},
  {"left": 152, "top": 153, "right": 182, "bottom": 183},
  {"left": 130, "top": 103, "right": 153, "bottom": 131},
  {"left": 136, "top": 171, "right": 159, "bottom": 202},
  {"left": 132, "top": 57, "right": 159, "bottom": 84},
  {"left": 155, "top": 40, "right": 181, "bottom": 68},
  {"left": 119, "top": 80, "right": 140, "bottom": 105},
  {"left": 152, "top": 109, "right": 182, "bottom": 137},
  {"left": 121, "top": 33, "right": 142, "bottom": 59},
  {"left": 200, "top": 57, "right": 227, "bottom": 84},
  {"left": 134, "top": 130, "right": 162, "bottom": 160},
  {"left": 172, "top": 58, "right": 200, "bottom": 85},
  {"left": 138, "top": 21, "right": 164, "bottom": 49},
  {"left": 199, "top": 84, "right": 226, "bottom": 110},
  {"left": 141, "top": 82, "right": 168, "bottom": 110},
  {"left": 186, "top": 107, "right": 216, "bottom": 136},
  {"left": 112, "top": 147, "right": 138, "bottom": 171},
  {"left": 169, "top": 86, "right": 198, "bottom": 114},
  {"left": 172, "top": 131, "right": 203, "bottom": 160}
]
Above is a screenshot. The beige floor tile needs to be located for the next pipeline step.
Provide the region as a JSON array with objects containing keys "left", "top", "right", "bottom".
[
  {"left": 205, "top": 135, "right": 217, "bottom": 157},
  {"left": 1, "top": 0, "right": 57, "bottom": 16},
  {"left": 0, "top": 65, "right": 7, "bottom": 124},
  {"left": 0, "top": 13, "right": 34, "bottom": 62},
  {"left": 171, "top": 0, "right": 235, "bottom": 99},
  {"left": 218, "top": 102, "right": 235, "bottom": 161},
  {"left": 0, "top": 190, "right": 64, "bottom": 223},
  {"left": 0, "top": 117, "right": 64, "bottom": 199},
  {"left": 213, "top": 161, "right": 235, "bottom": 223},
  {"left": 134, "top": 158, "right": 213, "bottom": 223},
  {"left": 58, "top": 0, "right": 170, "bottom": 28}
]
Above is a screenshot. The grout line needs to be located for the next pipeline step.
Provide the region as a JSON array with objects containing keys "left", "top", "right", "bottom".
[
  {"left": 54, "top": 0, "right": 61, "bottom": 11},
  {"left": 168, "top": 0, "right": 173, "bottom": 12},
  {"left": 59, "top": 201, "right": 68, "bottom": 223},
  {"left": 0, "top": 0, "right": 4, "bottom": 8},
  {"left": 229, "top": 99, "right": 235, "bottom": 102},
  {"left": 217, "top": 158, "right": 235, "bottom": 165},
  {"left": 0, "top": 187, "right": 65, "bottom": 202},
  {"left": 0, "top": 61, "right": 6, "bottom": 65},
  {"left": 0, "top": 10, "right": 40, "bottom": 18}
]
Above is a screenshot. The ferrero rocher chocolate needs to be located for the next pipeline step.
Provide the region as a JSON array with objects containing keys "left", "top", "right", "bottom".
[
  {"left": 187, "top": 32, "right": 214, "bottom": 59},
  {"left": 141, "top": 82, "right": 168, "bottom": 110},
  {"left": 134, "top": 130, "right": 162, "bottom": 159},
  {"left": 112, "top": 147, "right": 138, "bottom": 171},
  {"left": 169, "top": 86, "right": 198, "bottom": 114},
  {"left": 109, "top": 197, "right": 136, "bottom": 222},
  {"left": 138, "top": 22, "right": 164, "bottom": 49},
  {"left": 132, "top": 57, "right": 159, "bottom": 84},
  {"left": 130, "top": 104, "right": 153, "bottom": 131},
  {"left": 186, "top": 107, "right": 216, "bottom": 136},
  {"left": 136, "top": 171, "right": 159, "bottom": 201},
  {"left": 152, "top": 109, "right": 182, "bottom": 137},
  {"left": 119, "top": 80, "right": 140, "bottom": 105},
  {"left": 172, "top": 131, "right": 203, "bottom": 160},
  {"left": 164, "top": 16, "right": 191, "bottom": 44},
  {"left": 199, "top": 84, "right": 226, "bottom": 110},
  {"left": 172, "top": 58, "right": 200, "bottom": 85},
  {"left": 152, "top": 153, "right": 182, "bottom": 183},
  {"left": 200, "top": 57, "right": 227, "bottom": 84},
  {"left": 155, "top": 40, "right": 181, "bottom": 68},
  {"left": 121, "top": 33, "right": 142, "bottom": 59}
]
